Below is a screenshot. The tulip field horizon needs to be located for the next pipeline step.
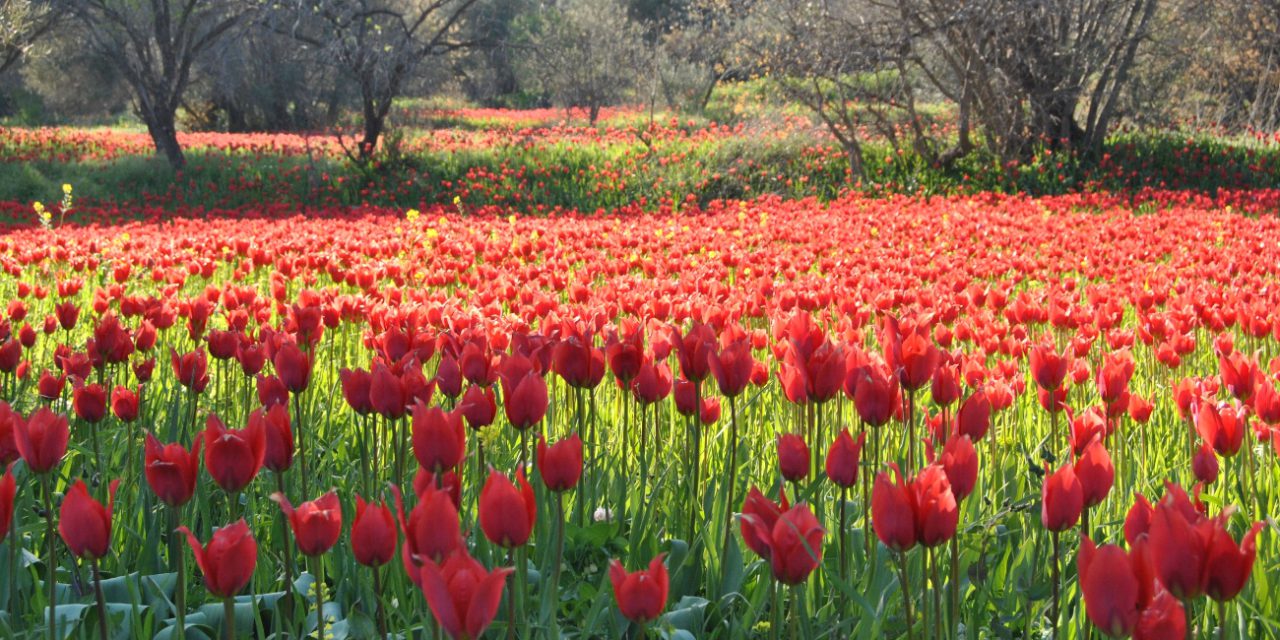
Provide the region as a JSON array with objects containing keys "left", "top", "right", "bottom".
[{"left": 1, "top": 109, "right": 1280, "bottom": 640}]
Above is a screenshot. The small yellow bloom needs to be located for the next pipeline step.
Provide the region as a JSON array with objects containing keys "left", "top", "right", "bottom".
[
  {"left": 62, "top": 184, "right": 72, "bottom": 195},
  {"left": 426, "top": 228, "right": 438, "bottom": 239},
  {"left": 405, "top": 208, "right": 420, "bottom": 222}
]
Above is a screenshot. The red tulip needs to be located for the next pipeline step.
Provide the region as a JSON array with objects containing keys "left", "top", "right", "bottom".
[
  {"left": 393, "top": 484, "right": 462, "bottom": 586},
  {"left": 894, "top": 332, "right": 940, "bottom": 391},
  {"left": 170, "top": 348, "right": 209, "bottom": 393},
  {"left": 202, "top": 413, "right": 265, "bottom": 493},
  {"left": 776, "top": 433, "right": 809, "bottom": 482},
  {"left": 739, "top": 486, "right": 789, "bottom": 558},
  {"left": 937, "top": 434, "right": 978, "bottom": 501},
  {"left": 1135, "top": 591, "right": 1186, "bottom": 640},
  {"left": 552, "top": 335, "right": 606, "bottom": 389},
  {"left": 1195, "top": 400, "right": 1246, "bottom": 457},
  {"left": 273, "top": 490, "right": 342, "bottom": 556},
  {"left": 609, "top": 553, "right": 669, "bottom": 624},
  {"left": 257, "top": 374, "right": 288, "bottom": 408},
  {"left": 420, "top": 550, "right": 512, "bottom": 640},
  {"left": 930, "top": 364, "right": 961, "bottom": 407},
  {"left": 457, "top": 384, "right": 497, "bottom": 430},
  {"left": 1124, "top": 494, "right": 1154, "bottom": 546},
  {"left": 1203, "top": 521, "right": 1264, "bottom": 602},
  {"left": 435, "top": 355, "right": 463, "bottom": 398},
  {"left": 1192, "top": 442, "right": 1218, "bottom": 485},
  {"left": 854, "top": 364, "right": 899, "bottom": 427},
  {"left": 1096, "top": 350, "right": 1134, "bottom": 405},
  {"left": 352, "top": 495, "right": 397, "bottom": 567},
  {"left": 953, "top": 390, "right": 991, "bottom": 442},
  {"left": 1030, "top": 343, "right": 1069, "bottom": 391},
  {"left": 1254, "top": 377, "right": 1280, "bottom": 423},
  {"left": 58, "top": 479, "right": 119, "bottom": 560},
  {"left": 605, "top": 330, "right": 645, "bottom": 383},
  {"left": 339, "top": 368, "right": 374, "bottom": 415},
  {"left": 824, "top": 428, "right": 865, "bottom": 488},
  {"left": 1128, "top": 394, "right": 1154, "bottom": 424},
  {"left": 707, "top": 338, "right": 754, "bottom": 398},
  {"left": 370, "top": 362, "right": 407, "bottom": 419},
  {"left": 273, "top": 340, "right": 312, "bottom": 393},
  {"left": 631, "top": 359, "right": 672, "bottom": 404},
  {"left": 412, "top": 403, "right": 466, "bottom": 472},
  {"left": 740, "top": 501, "right": 825, "bottom": 584},
  {"left": 0, "top": 464, "right": 13, "bottom": 539},
  {"left": 252, "top": 404, "right": 293, "bottom": 473},
  {"left": 910, "top": 464, "right": 958, "bottom": 547},
  {"left": 674, "top": 322, "right": 715, "bottom": 382},
  {"left": 179, "top": 520, "right": 258, "bottom": 598},
  {"left": 110, "top": 385, "right": 139, "bottom": 422},
  {"left": 15, "top": 407, "right": 69, "bottom": 473},
  {"left": 1068, "top": 408, "right": 1107, "bottom": 456},
  {"left": 1077, "top": 536, "right": 1143, "bottom": 637},
  {"left": 1146, "top": 488, "right": 1208, "bottom": 599},
  {"left": 144, "top": 432, "right": 201, "bottom": 507},
  {"left": 872, "top": 464, "right": 916, "bottom": 551},
  {"left": 1218, "top": 351, "right": 1258, "bottom": 401},
  {"left": 1074, "top": 439, "right": 1114, "bottom": 509},
  {"left": 479, "top": 468, "right": 536, "bottom": 548},
  {"left": 0, "top": 403, "right": 20, "bottom": 465},
  {"left": 1041, "top": 462, "right": 1083, "bottom": 532},
  {"left": 413, "top": 468, "right": 462, "bottom": 508},
  {"left": 37, "top": 370, "right": 65, "bottom": 401},
  {"left": 499, "top": 360, "right": 548, "bottom": 430},
  {"left": 536, "top": 434, "right": 583, "bottom": 492},
  {"left": 72, "top": 382, "right": 107, "bottom": 423}
]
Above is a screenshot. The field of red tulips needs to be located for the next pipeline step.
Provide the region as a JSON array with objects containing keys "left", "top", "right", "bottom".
[{"left": 0, "top": 186, "right": 1276, "bottom": 640}]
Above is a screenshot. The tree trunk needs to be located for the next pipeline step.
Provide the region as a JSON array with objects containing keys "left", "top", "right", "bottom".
[
  {"left": 360, "top": 98, "right": 383, "bottom": 161},
  {"left": 144, "top": 107, "right": 186, "bottom": 169},
  {"left": 842, "top": 139, "right": 864, "bottom": 181}
]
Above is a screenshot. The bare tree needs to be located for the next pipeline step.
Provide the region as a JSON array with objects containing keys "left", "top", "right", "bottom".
[
  {"left": 1, "top": 0, "right": 62, "bottom": 75},
  {"left": 60, "top": 0, "right": 242, "bottom": 167},
  {"left": 893, "top": 0, "right": 1157, "bottom": 161},
  {"left": 265, "top": 0, "right": 479, "bottom": 161},
  {"left": 516, "top": 0, "right": 647, "bottom": 124},
  {"left": 657, "top": 0, "right": 757, "bottom": 113},
  {"left": 743, "top": 0, "right": 1157, "bottom": 177},
  {"left": 742, "top": 0, "right": 938, "bottom": 178}
]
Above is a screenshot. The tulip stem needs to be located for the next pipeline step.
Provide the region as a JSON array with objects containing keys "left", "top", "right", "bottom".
[
  {"left": 1218, "top": 599, "right": 1227, "bottom": 640},
  {"left": 371, "top": 566, "right": 387, "bottom": 639},
  {"left": 770, "top": 578, "right": 781, "bottom": 640},
  {"left": 41, "top": 472, "right": 57, "bottom": 640},
  {"left": 312, "top": 556, "right": 326, "bottom": 640},
  {"left": 895, "top": 551, "right": 915, "bottom": 640},
  {"left": 930, "top": 547, "right": 943, "bottom": 640},
  {"left": 293, "top": 393, "right": 309, "bottom": 502},
  {"left": 359, "top": 414, "right": 372, "bottom": 498},
  {"left": 1050, "top": 530, "right": 1061, "bottom": 638},
  {"left": 91, "top": 558, "right": 108, "bottom": 640},
  {"left": 171, "top": 506, "right": 186, "bottom": 637},
  {"left": 838, "top": 485, "right": 848, "bottom": 583},
  {"left": 8, "top": 514, "right": 16, "bottom": 621},
  {"left": 949, "top": 537, "right": 959, "bottom": 637},
  {"left": 275, "top": 472, "right": 296, "bottom": 634},
  {"left": 223, "top": 596, "right": 235, "bottom": 640},
  {"left": 549, "top": 492, "right": 566, "bottom": 635},
  {"left": 719, "top": 395, "right": 740, "bottom": 589}
]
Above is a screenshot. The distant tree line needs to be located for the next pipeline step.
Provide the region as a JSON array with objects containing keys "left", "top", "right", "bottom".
[{"left": 1, "top": 0, "right": 1279, "bottom": 175}]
